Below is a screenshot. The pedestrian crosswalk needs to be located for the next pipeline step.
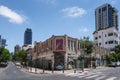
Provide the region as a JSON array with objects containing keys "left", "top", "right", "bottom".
[
  {"left": 63, "top": 70, "right": 118, "bottom": 80},
  {"left": 86, "top": 74, "right": 99, "bottom": 79},
  {"left": 106, "top": 77, "right": 117, "bottom": 80}
]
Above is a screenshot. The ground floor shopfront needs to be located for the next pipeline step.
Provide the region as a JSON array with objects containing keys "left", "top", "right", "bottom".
[
  {"left": 31, "top": 53, "right": 107, "bottom": 70},
  {"left": 32, "top": 52, "right": 81, "bottom": 70}
]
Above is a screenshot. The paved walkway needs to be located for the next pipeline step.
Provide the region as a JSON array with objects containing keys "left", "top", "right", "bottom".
[
  {"left": 20, "top": 66, "right": 97, "bottom": 75},
  {"left": 20, "top": 66, "right": 107, "bottom": 75}
]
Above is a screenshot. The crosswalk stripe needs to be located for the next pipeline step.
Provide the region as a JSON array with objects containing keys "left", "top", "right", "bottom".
[
  {"left": 65, "top": 73, "right": 77, "bottom": 76},
  {"left": 70, "top": 74, "right": 83, "bottom": 77},
  {"left": 86, "top": 75, "right": 99, "bottom": 79},
  {"left": 65, "top": 73, "right": 84, "bottom": 77},
  {"left": 95, "top": 75, "right": 106, "bottom": 80},
  {"left": 78, "top": 75, "right": 86, "bottom": 78},
  {"left": 106, "top": 77, "right": 117, "bottom": 80}
]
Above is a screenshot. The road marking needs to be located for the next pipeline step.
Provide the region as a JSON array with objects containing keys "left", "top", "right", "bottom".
[
  {"left": 78, "top": 75, "right": 86, "bottom": 78},
  {"left": 86, "top": 75, "right": 99, "bottom": 79},
  {"left": 95, "top": 75, "right": 106, "bottom": 80},
  {"left": 106, "top": 77, "right": 117, "bottom": 80},
  {"left": 65, "top": 73, "right": 75, "bottom": 76},
  {"left": 70, "top": 74, "right": 83, "bottom": 77}
]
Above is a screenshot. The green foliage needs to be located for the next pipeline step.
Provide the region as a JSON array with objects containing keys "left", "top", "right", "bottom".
[
  {"left": 0, "top": 47, "right": 10, "bottom": 62},
  {"left": 13, "top": 50, "right": 28, "bottom": 62},
  {"left": 91, "top": 56, "right": 96, "bottom": 61},
  {"left": 115, "top": 45, "right": 120, "bottom": 53},
  {"left": 78, "top": 56, "right": 83, "bottom": 60},
  {"left": 105, "top": 53, "right": 120, "bottom": 62},
  {"left": 80, "top": 37, "right": 93, "bottom": 54}
]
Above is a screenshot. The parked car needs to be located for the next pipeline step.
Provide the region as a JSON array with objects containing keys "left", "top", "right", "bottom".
[
  {"left": 0, "top": 62, "right": 8, "bottom": 67},
  {"left": 108, "top": 62, "right": 117, "bottom": 67},
  {"left": 55, "top": 65, "right": 64, "bottom": 70},
  {"left": 116, "top": 61, "right": 120, "bottom": 66}
]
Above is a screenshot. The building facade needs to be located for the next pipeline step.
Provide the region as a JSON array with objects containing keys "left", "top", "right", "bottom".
[
  {"left": 0, "top": 35, "right": 1, "bottom": 46},
  {"left": 24, "top": 28, "right": 32, "bottom": 45},
  {"left": 95, "top": 3, "right": 118, "bottom": 31},
  {"left": 14, "top": 45, "right": 21, "bottom": 53},
  {"left": 1, "top": 39, "right": 6, "bottom": 47},
  {"left": 22, "top": 44, "right": 34, "bottom": 66},
  {"left": 33, "top": 35, "right": 82, "bottom": 70},
  {"left": 93, "top": 3, "right": 119, "bottom": 53}
]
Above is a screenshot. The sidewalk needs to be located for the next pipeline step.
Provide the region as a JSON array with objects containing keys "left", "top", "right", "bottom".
[{"left": 21, "top": 67, "right": 91, "bottom": 75}]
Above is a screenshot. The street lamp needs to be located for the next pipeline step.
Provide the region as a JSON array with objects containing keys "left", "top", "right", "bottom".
[
  {"left": 74, "top": 59, "right": 76, "bottom": 73},
  {"left": 51, "top": 55, "right": 54, "bottom": 73},
  {"left": 81, "top": 49, "right": 85, "bottom": 72},
  {"left": 80, "top": 43, "right": 86, "bottom": 72},
  {"left": 42, "top": 57, "right": 45, "bottom": 73}
]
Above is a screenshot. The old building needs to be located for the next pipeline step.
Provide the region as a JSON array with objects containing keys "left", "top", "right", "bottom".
[{"left": 32, "top": 35, "right": 82, "bottom": 70}]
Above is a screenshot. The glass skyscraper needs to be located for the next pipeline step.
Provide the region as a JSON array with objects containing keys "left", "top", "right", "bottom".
[
  {"left": 24, "top": 28, "right": 32, "bottom": 45},
  {"left": 1, "top": 39, "right": 6, "bottom": 47},
  {"left": 95, "top": 3, "right": 118, "bottom": 31}
]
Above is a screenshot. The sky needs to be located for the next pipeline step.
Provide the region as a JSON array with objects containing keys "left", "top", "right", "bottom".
[{"left": 0, "top": 0, "right": 120, "bottom": 52}]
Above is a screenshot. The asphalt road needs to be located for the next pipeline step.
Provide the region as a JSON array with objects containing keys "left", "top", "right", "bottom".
[{"left": 0, "top": 62, "right": 120, "bottom": 80}]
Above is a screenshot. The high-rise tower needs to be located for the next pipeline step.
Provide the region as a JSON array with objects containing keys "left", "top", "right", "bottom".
[
  {"left": 95, "top": 3, "right": 118, "bottom": 31},
  {"left": 24, "top": 28, "right": 32, "bottom": 45}
]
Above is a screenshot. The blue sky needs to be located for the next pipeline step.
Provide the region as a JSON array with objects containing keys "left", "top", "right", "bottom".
[{"left": 0, "top": 0, "right": 120, "bottom": 52}]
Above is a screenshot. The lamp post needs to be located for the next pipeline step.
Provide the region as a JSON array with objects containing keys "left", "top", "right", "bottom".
[
  {"left": 51, "top": 55, "right": 54, "bottom": 73},
  {"left": 81, "top": 49, "right": 84, "bottom": 72},
  {"left": 81, "top": 43, "right": 86, "bottom": 72},
  {"left": 63, "top": 55, "right": 65, "bottom": 73},
  {"left": 63, "top": 63, "right": 65, "bottom": 73},
  {"left": 74, "top": 59, "right": 76, "bottom": 73},
  {"left": 42, "top": 57, "right": 45, "bottom": 73}
]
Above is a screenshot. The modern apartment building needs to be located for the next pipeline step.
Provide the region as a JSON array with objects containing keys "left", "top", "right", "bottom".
[
  {"left": 1, "top": 39, "right": 6, "bottom": 47},
  {"left": 93, "top": 3, "right": 120, "bottom": 53},
  {"left": 24, "top": 28, "right": 32, "bottom": 45},
  {"left": 0, "top": 35, "right": 7, "bottom": 47},
  {"left": 0, "top": 35, "right": 1, "bottom": 46},
  {"left": 33, "top": 35, "right": 82, "bottom": 70},
  {"left": 95, "top": 3, "right": 118, "bottom": 31}
]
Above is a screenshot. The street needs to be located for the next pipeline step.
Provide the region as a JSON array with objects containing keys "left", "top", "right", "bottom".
[{"left": 0, "top": 62, "right": 120, "bottom": 80}]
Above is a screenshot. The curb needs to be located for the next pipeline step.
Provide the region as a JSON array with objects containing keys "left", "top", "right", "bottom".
[
  {"left": 21, "top": 68, "right": 91, "bottom": 75},
  {"left": 23, "top": 68, "right": 49, "bottom": 74}
]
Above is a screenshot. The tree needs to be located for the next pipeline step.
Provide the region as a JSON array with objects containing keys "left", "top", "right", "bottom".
[
  {"left": 115, "top": 45, "right": 120, "bottom": 53},
  {"left": 105, "top": 53, "right": 120, "bottom": 64},
  {"left": 79, "top": 37, "right": 93, "bottom": 54},
  {"left": 78, "top": 55, "right": 83, "bottom": 61},
  {"left": 13, "top": 50, "right": 28, "bottom": 63},
  {"left": 0, "top": 47, "right": 10, "bottom": 62}
]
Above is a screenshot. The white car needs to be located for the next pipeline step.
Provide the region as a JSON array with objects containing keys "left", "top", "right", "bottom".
[
  {"left": 15, "top": 62, "right": 21, "bottom": 66},
  {"left": 55, "top": 65, "right": 64, "bottom": 70}
]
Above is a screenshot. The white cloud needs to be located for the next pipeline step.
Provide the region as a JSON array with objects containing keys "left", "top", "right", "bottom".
[
  {"left": 61, "top": 7, "right": 87, "bottom": 18},
  {"left": 0, "top": 5, "right": 25, "bottom": 24},
  {"left": 79, "top": 27, "right": 89, "bottom": 32}
]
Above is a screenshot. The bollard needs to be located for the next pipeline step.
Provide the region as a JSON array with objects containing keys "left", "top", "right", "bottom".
[
  {"left": 35, "top": 68, "right": 37, "bottom": 73},
  {"left": 62, "top": 70, "right": 64, "bottom": 73},
  {"left": 74, "top": 69, "right": 76, "bottom": 73},
  {"left": 30, "top": 67, "right": 32, "bottom": 72},
  {"left": 52, "top": 69, "right": 54, "bottom": 73}
]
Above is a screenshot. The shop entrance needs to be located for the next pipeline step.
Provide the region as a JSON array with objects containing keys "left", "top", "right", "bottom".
[{"left": 54, "top": 52, "right": 65, "bottom": 70}]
